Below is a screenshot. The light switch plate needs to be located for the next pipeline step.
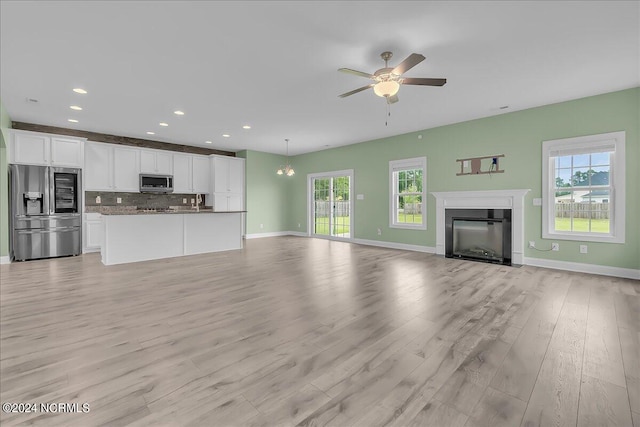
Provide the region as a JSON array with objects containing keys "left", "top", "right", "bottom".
[
  {"left": 116, "top": 197, "right": 122, "bottom": 204},
  {"left": 533, "top": 198, "right": 542, "bottom": 206},
  {"left": 357, "top": 194, "right": 364, "bottom": 200}
]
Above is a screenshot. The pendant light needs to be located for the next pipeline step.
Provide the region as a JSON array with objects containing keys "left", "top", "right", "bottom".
[{"left": 277, "top": 139, "right": 295, "bottom": 176}]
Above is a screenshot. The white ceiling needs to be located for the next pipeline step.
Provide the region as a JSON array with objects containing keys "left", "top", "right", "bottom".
[{"left": 1, "top": 1, "right": 638, "bottom": 156}]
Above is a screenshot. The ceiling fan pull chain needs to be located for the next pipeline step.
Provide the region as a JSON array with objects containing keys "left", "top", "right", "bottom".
[{"left": 385, "top": 102, "right": 391, "bottom": 126}]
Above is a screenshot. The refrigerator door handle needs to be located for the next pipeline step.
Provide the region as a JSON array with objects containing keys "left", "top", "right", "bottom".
[
  {"left": 16, "top": 226, "right": 79, "bottom": 235},
  {"left": 45, "top": 166, "right": 52, "bottom": 216}
]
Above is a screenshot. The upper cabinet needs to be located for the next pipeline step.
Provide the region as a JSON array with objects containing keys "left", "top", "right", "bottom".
[
  {"left": 84, "top": 141, "right": 140, "bottom": 192},
  {"left": 140, "top": 149, "right": 172, "bottom": 175},
  {"left": 172, "top": 153, "right": 210, "bottom": 194},
  {"left": 9, "top": 130, "right": 84, "bottom": 168},
  {"left": 211, "top": 156, "right": 244, "bottom": 211},
  {"left": 212, "top": 156, "right": 244, "bottom": 194},
  {"left": 192, "top": 156, "right": 210, "bottom": 193}
]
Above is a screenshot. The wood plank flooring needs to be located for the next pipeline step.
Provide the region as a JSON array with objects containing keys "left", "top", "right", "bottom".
[{"left": 0, "top": 236, "right": 638, "bottom": 427}]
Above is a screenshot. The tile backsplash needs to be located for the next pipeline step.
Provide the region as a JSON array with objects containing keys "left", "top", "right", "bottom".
[{"left": 85, "top": 191, "right": 206, "bottom": 209}]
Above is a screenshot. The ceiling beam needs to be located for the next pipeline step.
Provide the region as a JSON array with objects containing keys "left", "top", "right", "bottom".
[{"left": 11, "top": 122, "right": 236, "bottom": 157}]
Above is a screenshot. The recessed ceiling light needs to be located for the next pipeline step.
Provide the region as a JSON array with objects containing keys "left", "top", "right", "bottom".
[
  {"left": 70, "top": 105, "right": 82, "bottom": 111},
  {"left": 222, "top": 134, "right": 230, "bottom": 138},
  {"left": 146, "top": 131, "right": 155, "bottom": 135},
  {"left": 159, "top": 122, "right": 169, "bottom": 127},
  {"left": 242, "top": 125, "right": 251, "bottom": 129},
  {"left": 68, "top": 119, "right": 78, "bottom": 123},
  {"left": 205, "top": 141, "right": 212, "bottom": 144},
  {"left": 73, "top": 88, "right": 87, "bottom": 94},
  {"left": 174, "top": 110, "right": 185, "bottom": 116}
]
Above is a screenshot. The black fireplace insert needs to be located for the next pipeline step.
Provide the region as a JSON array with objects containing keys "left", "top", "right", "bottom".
[{"left": 445, "top": 208, "right": 512, "bottom": 265}]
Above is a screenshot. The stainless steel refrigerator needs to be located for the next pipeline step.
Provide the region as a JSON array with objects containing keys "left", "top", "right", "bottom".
[{"left": 9, "top": 164, "right": 82, "bottom": 261}]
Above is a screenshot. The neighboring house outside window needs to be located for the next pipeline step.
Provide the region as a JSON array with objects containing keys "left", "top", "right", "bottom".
[
  {"left": 389, "top": 157, "right": 427, "bottom": 230},
  {"left": 542, "top": 131, "right": 625, "bottom": 243}
]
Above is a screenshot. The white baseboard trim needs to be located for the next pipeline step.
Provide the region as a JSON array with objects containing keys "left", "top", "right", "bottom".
[
  {"left": 245, "top": 231, "right": 293, "bottom": 239},
  {"left": 523, "top": 257, "right": 640, "bottom": 280},
  {"left": 83, "top": 248, "right": 100, "bottom": 254},
  {"left": 353, "top": 238, "right": 436, "bottom": 254},
  {"left": 0, "top": 256, "right": 11, "bottom": 265}
]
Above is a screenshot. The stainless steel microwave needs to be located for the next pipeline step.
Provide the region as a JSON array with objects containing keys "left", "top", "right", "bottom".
[{"left": 139, "top": 174, "right": 174, "bottom": 193}]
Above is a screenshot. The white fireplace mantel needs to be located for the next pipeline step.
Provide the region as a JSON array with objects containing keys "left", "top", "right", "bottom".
[{"left": 431, "top": 189, "right": 530, "bottom": 265}]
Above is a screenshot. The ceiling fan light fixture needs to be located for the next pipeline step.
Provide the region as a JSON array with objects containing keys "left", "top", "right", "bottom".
[{"left": 373, "top": 80, "right": 400, "bottom": 98}]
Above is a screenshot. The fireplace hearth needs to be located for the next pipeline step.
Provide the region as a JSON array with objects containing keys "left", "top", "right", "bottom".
[{"left": 445, "top": 209, "right": 512, "bottom": 265}]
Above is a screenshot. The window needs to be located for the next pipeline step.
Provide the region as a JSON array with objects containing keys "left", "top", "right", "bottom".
[
  {"left": 390, "top": 157, "right": 427, "bottom": 229},
  {"left": 542, "top": 131, "right": 625, "bottom": 243}
]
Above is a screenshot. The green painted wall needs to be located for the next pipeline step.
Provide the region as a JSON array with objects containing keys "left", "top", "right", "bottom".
[
  {"left": 284, "top": 88, "right": 639, "bottom": 270},
  {"left": 242, "top": 150, "right": 289, "bottom": 235},
  {"left": 0, "top": 100, "right": 11, "bottom": 257}
]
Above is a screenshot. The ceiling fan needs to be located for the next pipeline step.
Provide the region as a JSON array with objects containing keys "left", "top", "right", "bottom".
[{"left": 338, "top": 51, "right": 446, "bottom": 104}]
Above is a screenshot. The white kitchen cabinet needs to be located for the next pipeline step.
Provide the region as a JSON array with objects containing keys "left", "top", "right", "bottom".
[
  {"left": 192, "top": 155, "right": 210, "bottom": 193},
  {"left": 113, "top": 146, "right": 140, "bottom": 191},
  {"left": 9, "top": 130, "right": 84, "bottom": 167},
  {"left": 172, "top": 153, "right": 210, "bottom": 194},
  {"left": 51, "top": 137, "right": 84, "bottom": 167},
  {"left": 213, "top": 193, "right": 244, "bottom": 212},
  {"left": 11, "top": 132, "right": 50, "bottom": 165},
  {"left": 84, "top": 142, "right": 139, "bottom": 191},
  {"left": 140, "top": 149, "right": 172, "bottom": 174},
  {"left": 212, "top": 156, "right": 244, "bottom": 193},
  {"left": 172, "top": 153, "right": 192, "bottom": 193},
  {"left": 84, "top": 213, "right": 103, "bottom": 252},
  {"left": 211, "top": 155, "right": 244, "bottom": 212},
  {"left": 84, "top": 142, "right": 112, "bottom": 190}
]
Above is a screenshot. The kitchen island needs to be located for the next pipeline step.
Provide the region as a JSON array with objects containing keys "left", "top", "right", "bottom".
[{"left": 101, "top": 210, "right": 244, "bottom": 265}]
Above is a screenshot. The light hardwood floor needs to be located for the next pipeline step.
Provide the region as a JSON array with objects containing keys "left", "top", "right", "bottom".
[{"left": 1, "top": 236, "right": 638, "bottom": 427}]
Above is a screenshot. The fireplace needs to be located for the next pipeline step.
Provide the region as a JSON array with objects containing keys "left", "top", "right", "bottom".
[
  {"left": 445, "top": 209, "right": 512, "bottom": 265},
  {"left": 431, "top": 189, "right": 530, "bottom": 265}
]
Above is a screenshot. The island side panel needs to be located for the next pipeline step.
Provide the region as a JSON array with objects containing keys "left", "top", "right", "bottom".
[
  {"left": 184, "top": 213, "right": 243, "bottom": 255},
  {"left": 102, "top": 214, "right": 184, "bottom": 265}
]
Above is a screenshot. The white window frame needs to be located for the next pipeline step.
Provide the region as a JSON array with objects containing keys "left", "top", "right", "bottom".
[
  {"left": 542, "top": 131, "right": 625, "bottom": 243},
  {"left": 389, "top": 157, "right": 427, "bottom": 230}
]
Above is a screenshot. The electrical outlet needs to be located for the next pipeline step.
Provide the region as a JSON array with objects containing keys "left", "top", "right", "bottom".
[
  {"left": 116, "top": 197, "right": 122, "bottom": 204},
  {"left": 190, "top": 198, "right": 195, "bottom": 204},
  {"left": 95, "top": 196, "right": 101, "bottom": 204},
  {"left": 298, "top": 223, "right": 301, "bottom": 228},
  {"left": 183, "top": 198, "right": 187, "bottom": 204},
  {"left": 377, "top": 228, "right": 382, "bottom": 236},
  {"left": 552, "top": 242, "right": 559, "bottom": 251},
  {"left": 580, "top": 245, "right": 588, "bottom": 254},
  {"left": 528, "top": 241, "right": 535, "bottom": 249},
  {"left": 260, "top": 223, "right": 263, "bottom": 229}
]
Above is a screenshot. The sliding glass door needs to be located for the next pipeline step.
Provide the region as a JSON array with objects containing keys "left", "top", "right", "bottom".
[{"left": 309, "top": 170, "right": 354, "bottom": 239}]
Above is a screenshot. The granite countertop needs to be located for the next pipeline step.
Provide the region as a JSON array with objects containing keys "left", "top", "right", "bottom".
[
  {"left": 86, "top": 206, "right": 247, "bottom": 215},
  {"left": 101, "top": 208, "right": 214, "bottom": 216}
]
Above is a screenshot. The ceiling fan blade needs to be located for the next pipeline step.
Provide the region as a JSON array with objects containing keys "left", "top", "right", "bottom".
[
  {"left": 338, "top": 68, "right": 374, "bottom": 79},
  {"left": 387, "top": 95, "right": 399, "bottom": 104},
  {"left": 338, "top": 84, "right": 374, "bottom": 98},
  {"left": 401, "top": 77, "right": 447, "bottom": 86},
  {"left": 392, "top": 53, "right": 425, "bottom": 75}
]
